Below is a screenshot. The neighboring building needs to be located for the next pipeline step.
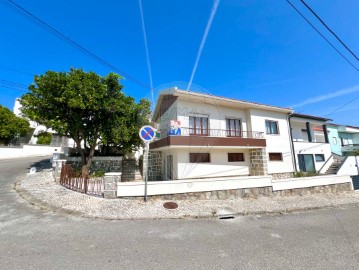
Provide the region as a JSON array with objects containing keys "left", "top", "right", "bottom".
[
  {"left": 289, "top": 113, "right": 332, "bottom": 173},
  {"left": 327, "top": 124, "right": 359, "bottom": 156},
  {"left": 149, "top": 88, "right": 295, "bottom": 180}
]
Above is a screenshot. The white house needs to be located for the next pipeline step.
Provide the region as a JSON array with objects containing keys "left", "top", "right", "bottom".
[
  {"left": 148, "top": 88, "right": 296, "bottom": 180},
  {"left": 289, "top": 113, "right": 332, "bottom": 173}
]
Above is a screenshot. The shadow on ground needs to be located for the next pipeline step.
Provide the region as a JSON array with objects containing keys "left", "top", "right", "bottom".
[{"left": 27, "top": 158, "right": 52, "bottom": 172}]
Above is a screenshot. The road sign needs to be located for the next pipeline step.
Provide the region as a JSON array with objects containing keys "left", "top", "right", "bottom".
[{"left": 139, "top": 125, "right": 156, "bottom": 142}]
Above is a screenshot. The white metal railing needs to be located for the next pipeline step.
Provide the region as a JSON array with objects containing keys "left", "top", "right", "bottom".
[{"left": 158, "top": 127, "right": 264, "bottom": 140}]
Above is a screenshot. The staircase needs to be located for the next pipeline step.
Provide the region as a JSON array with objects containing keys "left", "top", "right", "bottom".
[
  {"left": 121, "top": 159, "right": 143, "bottom": 181},
  {"left": 325, "top": 154, "right": 346, "bottom": 175}
]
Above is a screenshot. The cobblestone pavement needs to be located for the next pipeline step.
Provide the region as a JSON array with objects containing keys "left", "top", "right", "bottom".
[{"left": 16, "top": 170, "right": 359, "bottom": 220}]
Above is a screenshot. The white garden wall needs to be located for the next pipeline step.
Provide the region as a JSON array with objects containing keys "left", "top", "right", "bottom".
[
  {"left": 0, "top": 145, "right": 59, "bottom": 159},
  {"left": 337, "top": 156, "right": 359, "bottom": 176}
]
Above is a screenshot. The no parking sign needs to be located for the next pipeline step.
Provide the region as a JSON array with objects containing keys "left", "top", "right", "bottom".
[{"left": 139, "top": 125, "right": 156, "bottom": 143}]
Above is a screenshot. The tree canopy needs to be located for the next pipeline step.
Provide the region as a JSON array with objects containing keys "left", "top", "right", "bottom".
[
  {"left": 20, "top": 68, "right": 151, "bottom": 176},
  {"left": 0, "top": 105, "right": 29, "bottom": 145}
]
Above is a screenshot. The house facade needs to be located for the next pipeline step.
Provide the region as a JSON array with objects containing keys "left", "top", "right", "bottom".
[
  {"left": 289, "top": 113, "right": 332, "bottom": 173},
  {"left": 327, "top": 124, "right": 359, "bottom": 156},
  {"left": 148, "top": 88, "right": 296, "bottom": 180}
]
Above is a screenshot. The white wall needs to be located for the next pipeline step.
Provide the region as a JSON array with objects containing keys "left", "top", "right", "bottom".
[
  {"left": 249, "top": 109, "right": 294, "bottom": 174},
  {"left": 163, "top": 148, "right": 250, "bottom": 179},
  {"left": 0, "top": 145, "right": 59, "bottom": 159},
  {"left": 117, "top": 174, "right": 352, "bottom": 197},
  {"left": 117, "top": 175, "right": 272, "bottom": 197},
  {"left": 272, "top": 174, "right": 352, "bottom": 191},
  {"left": 337, "top": 156, "right": 359, "bottom": 176},
  {"left": 176, "top": 99, "right": 248, "bottom": 133},
  {"left": 293, "top": 142, "right": 332, "bottom": 171}
]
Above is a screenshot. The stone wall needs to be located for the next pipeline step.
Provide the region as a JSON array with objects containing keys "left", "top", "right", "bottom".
[
  {"left": 121, "top": 182, "right": 352, "bottom": 200},
  {"left": 66, "top": 156, "right": 122, "bottom": 173},
  {"left": 270, "top": 172, "right": 294, "bottom": 180},
  {"left": 249, "top": 148, "right": 268, "bottom": 176},
  {"left": 148, "top": 151, "right": 163, "bottom": 181}
]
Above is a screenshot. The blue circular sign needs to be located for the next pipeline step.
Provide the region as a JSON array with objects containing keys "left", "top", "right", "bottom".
[{"left": 139, "top": 125, "right": 156, "bottom": 142}]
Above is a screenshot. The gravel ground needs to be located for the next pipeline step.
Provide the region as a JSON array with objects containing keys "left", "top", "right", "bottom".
[{"left": 16, "top": 170, "right": 359, "bottom": 220}]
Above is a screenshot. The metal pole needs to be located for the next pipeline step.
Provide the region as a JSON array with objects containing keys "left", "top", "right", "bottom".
[{"left": 144, "top": 142, "right": 149, "bottom": 202}]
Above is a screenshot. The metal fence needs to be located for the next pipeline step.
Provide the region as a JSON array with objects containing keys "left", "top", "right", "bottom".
[{"left": 60, "top": 163, "right": 104, "bottom": 196}]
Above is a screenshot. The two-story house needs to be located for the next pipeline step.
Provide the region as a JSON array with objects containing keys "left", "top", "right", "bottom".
[
  {"left": 288, "top": 113, "right": 332, "bottom": 173},
  {"left": 148, "top": 88, "right": 295, "bottom": 180}
]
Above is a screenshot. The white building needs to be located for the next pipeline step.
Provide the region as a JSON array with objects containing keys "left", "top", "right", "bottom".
[
  {"left": 148, "top": 88, "right": 296, "bottom": 180},
  {"left": 289, "top": 113, "right": 332, "bottom": 173}
]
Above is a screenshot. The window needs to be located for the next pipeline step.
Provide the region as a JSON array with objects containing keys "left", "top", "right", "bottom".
[
  {"left": 265, "top": 120, "right": 279, "bottom": 134},
  {"left": 315, "top": 154, "right": 325, "bottom": 162},
  {"left": 333, "top": 137, "right": 337, "bottom": 145},
  {"left": 189, "top": 116, "right": 208, "bottom": 135},
  {"left": 226, "top": 119, "right": 241, "bottom": 137},
  {"left": 269, "top": 153, "right": 283, "bottom": 161},
  {"left": 189, "top": 153, "right": 210, "bottom": 163},
  {"left": 228, "top": 153, "right": 244, "bottom": 162}
]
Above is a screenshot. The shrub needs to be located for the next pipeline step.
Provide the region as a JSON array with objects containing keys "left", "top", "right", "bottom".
[
  {"left": 35, "top": 131, "right": 52, "bottom": 145},
  {"left": 294, "top": 171, "right": 319, "bottom": 178}
]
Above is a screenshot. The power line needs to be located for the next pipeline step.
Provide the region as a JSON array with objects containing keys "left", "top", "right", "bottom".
[
  {"left": 0, "top": 79, "right": 28, "bottom": 87},
  {"left": 299, "top": 0, "right": 359, "bottom": 61},
  {"left": 324, "top": 95, "right": 359, "bottom": 117},
  {"left": 1, "top": 0, "right": 150, "bottom": 90},
  {"left": 286, "top": 0, "right": 359, "bottom": 72},
  {"left": 0, "top": 65, "right": 34, "bottom": 76}
]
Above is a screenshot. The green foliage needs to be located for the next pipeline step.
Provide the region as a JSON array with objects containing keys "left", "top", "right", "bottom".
[
  {"left": 90, "top": 170, "right": 105, "bottom": 178},
  {"left": 294, "top": 171, "right": 319, "bottom": 178},
  {"left": 20, "top": 68, "right": 151, "bottom": 175},
  {"left": 0, "top": 105, "right": 29, "bottom": 145},
  {"left": 35, "top": 131, "right": 52, "bottom": 145}
]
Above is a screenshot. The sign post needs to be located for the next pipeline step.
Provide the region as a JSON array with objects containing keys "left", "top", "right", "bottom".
[{"left": 139, "top": 125, "right": 156, "bottom": 202}]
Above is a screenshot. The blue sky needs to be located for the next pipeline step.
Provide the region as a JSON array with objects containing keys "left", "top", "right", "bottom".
[{"left": 1, "top": 0, "right": 358, "bottom": 125}]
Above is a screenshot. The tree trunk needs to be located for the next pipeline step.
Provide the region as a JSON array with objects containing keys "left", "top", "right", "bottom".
[
  {"left": 82, "top": 144, "right": 96, "bottom": 178},
  {"left": 75, "top": 139, "right": 86, "bottom": 169}
]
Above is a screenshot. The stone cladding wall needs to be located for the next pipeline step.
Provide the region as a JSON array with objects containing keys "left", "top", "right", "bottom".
[{"left": 249, "top": 148, "right": 268, "bottom": 176}]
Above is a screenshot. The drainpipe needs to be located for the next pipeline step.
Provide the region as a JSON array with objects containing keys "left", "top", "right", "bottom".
[
  {"left": 306, "top": 122, "right": 312, "bottom": 142},
  {"left": 288, "top": 114, "right": 297, "bottom": 172},
  {"left": 323, "top": 124, "right": 329, "bottom": 143}
]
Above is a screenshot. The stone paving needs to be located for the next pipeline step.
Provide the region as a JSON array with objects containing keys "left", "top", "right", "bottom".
[{"left": 16, "top": 170, "right": 359, "bottom": 220}]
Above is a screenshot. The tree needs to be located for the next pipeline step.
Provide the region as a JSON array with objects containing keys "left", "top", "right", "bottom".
[
  {"left": 20, "top": 68, "right": 151, "bottom": 177},
  {"left": 0, "top": 105, "right": 29, "bottom": 145}
]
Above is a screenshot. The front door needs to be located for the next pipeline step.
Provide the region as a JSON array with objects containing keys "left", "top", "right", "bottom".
[{"left": 298, "top": 154, "right": 315, "bottom": 172}]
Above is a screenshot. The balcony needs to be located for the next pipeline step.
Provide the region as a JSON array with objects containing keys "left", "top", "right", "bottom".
[
  {"left": 342, "top": 144, "right": 359, "bottom": 152},
  {"left": 150, "top": 127, "right": 266, "bottom": 150}
]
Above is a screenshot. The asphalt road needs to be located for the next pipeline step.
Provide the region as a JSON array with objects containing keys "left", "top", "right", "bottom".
[{"left": 1, "top": 156, "right": 359, "bottom": 270}]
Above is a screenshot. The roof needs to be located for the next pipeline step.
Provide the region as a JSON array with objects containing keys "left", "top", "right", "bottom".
[
  {"left": 290, "top": 113, "right": 332, "bottom": 122},
  {"left": 152, "top": 88, "right": 293, "bottom": 121}
]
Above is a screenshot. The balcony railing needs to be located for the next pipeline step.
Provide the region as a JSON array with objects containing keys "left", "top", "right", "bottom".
[
  {"left": 159, "top": 127, "right": 264, "bottom": 139},
  {"left": 342, "top": 144, "right": 359, "bottom": 151}
]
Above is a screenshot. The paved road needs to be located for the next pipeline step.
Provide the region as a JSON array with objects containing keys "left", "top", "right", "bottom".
[{"left": 1, "top": 157, "right": 359, "bottom": 270}]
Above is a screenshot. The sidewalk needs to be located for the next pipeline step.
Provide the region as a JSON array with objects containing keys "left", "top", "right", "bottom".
[{"left": 16, "top": 170, "right": 359, "bottom": 220}]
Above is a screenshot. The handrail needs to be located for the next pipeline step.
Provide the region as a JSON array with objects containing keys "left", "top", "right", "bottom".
[{"left": 317, "top": 154, "right": 333, "bottom": 173}]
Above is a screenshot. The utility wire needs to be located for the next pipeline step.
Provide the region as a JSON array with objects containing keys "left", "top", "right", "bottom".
[
  {"left": 299, "top": 0, "right": 359, "bottom": 61},
  {"left": 324, "top": 95, "right": 359, "bottom": 117},
  {"left": 0, "top": 65, "right": 34, "bottom": 76},
  {"left": 0, "top": 79, "right": 28, "bottom": 87},
  {"left": 1, "top": 0, "right": 150, "bottom": 90},
  {"left": 286, "top": 0, "right": 359, "bottom": 72}
]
